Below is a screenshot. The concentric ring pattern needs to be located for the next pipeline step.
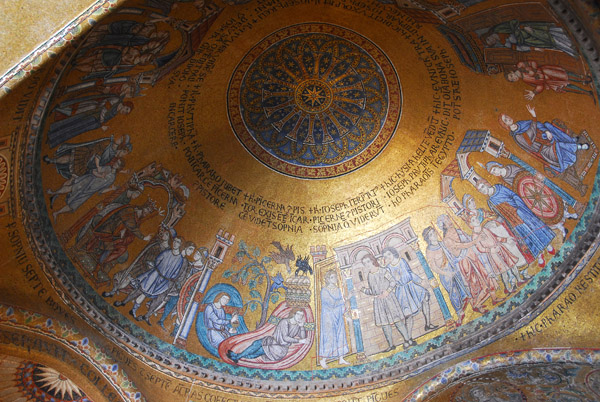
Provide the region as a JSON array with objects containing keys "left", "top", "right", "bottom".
[{"left": 228, "top": 23, "right": 402, "bottom": 179}]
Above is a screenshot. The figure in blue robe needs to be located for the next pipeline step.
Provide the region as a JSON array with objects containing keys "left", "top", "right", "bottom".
[
  {"left": 47, "top": 158, "right": 123, "bottom": 223},
  {"left": 436, "top": 249, "right": 471, "bottom": 316},
  {"left": 204, "top": 293, "right": 236, "bottom": 349},
  {"left": 65, "top": 165, "right": 117, "bottom": 211},
  {"left": 205, "top": 303, "right": 230, "bottom": 348},
  {"left": 423, "top": 226, "right": 471, "bottom": 324},
  {"left": 382, "top": 247, "right": 438, "bottom": 343},
  {"left": 114, "top": 239, "right": 197, "bottom": 323},
  {"left": 319, "top": 270, "right": 349, "bottom": 368},
  {"left": 510, "top": 119, "right": 579, "bottom": 174},
  {"left": 137, "top": 247, "right": 184, "bottom": 297},
  {"left": 47, "top": 94, "right": 130, "bottom": 148},
  {"left": 484, "top": 183, "right": 555, "bottom": 259},
  {"left": 386, "top": 257, "right": 428, "bottom": 317}
]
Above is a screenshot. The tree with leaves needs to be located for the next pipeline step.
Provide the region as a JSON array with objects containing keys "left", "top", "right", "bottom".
[{"left": 222, "top": 240, "right": 284, "bottom": 329}]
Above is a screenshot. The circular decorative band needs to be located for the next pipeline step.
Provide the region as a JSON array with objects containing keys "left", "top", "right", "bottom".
[{"left": 227, "top": 23, "right": 402, "bottom": 179}]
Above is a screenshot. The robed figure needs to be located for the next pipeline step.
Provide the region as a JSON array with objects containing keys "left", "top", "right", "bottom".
[
  {"left": 510, "top": 120, "right": 579, "bottom": 174},
  {"left": 84, "top": 202, "right": 153, "bottom": 277},
  {"left": 359, "top": 254, "right": 410, "bottom": 351},
  {"left": 319, "top": 270, "right": 349, "bottom": 368},
  {"left": 204, "top": 292, "right": 238, "bottom": 349},
  {"left": 423, "top": 226, "right": 470, "bottom": 325},
  {"left": 47, "top": 94, "right": 132, "bottom": 148},
  {"left": 499, "top": 106, "right": 588, "bottom": 175},
  {"left": 436, "top": 214, "right": 501, "bottom": 313},
  {"left": 386, "top": 256, "right": 428, "bottom": 318},
  {"left": 477, "top": 181, "right": 555, "bottom": 266},
  {"left": 137, "top": 246, "right": 185, "bottom": 297},
  {"left": 226, "top": 309, "right": 309, "bottom": 363},
  {"left": 483, "top": 19, "right": 577, "bottom": 57}
]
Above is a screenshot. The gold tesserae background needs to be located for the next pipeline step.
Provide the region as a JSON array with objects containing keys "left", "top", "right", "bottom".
[{"left": 2, "top": 0, "right": 600, "bottom": 401}]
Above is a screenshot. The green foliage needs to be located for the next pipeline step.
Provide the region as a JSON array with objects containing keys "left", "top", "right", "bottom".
[
  {"left": 224, "top": 241, "right": 277, "bottom": 329},
  {"left": 270, "top": 293, "right": 279, "bottom": 304},
  {"left": 240, "top": 270, "right": 249, "bottom": 285}
]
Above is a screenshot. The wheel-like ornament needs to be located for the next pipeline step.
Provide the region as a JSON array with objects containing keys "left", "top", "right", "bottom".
[{"left": 514, "top": 171, "right": 564, "bottom": 225}]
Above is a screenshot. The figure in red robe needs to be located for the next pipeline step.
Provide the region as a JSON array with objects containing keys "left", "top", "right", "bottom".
[
  {"left": 505, "top": 61, "right": 594, "bottom": 102},
  {"left": 436, "top": 214, "right": 503, "bottom": 313},
  {"left": 84, "top": 201, "right": 155, "bottom": 278}
]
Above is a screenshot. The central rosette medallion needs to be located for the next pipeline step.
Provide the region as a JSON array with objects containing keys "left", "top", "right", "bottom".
[
  {"left": 294, "top": 79, "right": 334, "bottom": 115},
  {"left": 228, "top": 23, "right": 401, "bottom": 179}
]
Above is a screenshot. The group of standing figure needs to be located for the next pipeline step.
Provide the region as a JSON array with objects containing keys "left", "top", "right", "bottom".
[
  {"left": 45, "top": 17, "right": 175, "bottom": 149},
  {"left": 110, "top": 228, "right": 207, "bottom": 333},
  {"left": 317, "top": 244, "right": 450, "bottom": 363},
  {"left": 357, "top": 248, "right": 439, "bottom": 354},
  {"left": 46, "top": 135, "right": 132, "bottom": 223},
  {"left": 423, "top": 182, "right": 556, "bottom": 325}
]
